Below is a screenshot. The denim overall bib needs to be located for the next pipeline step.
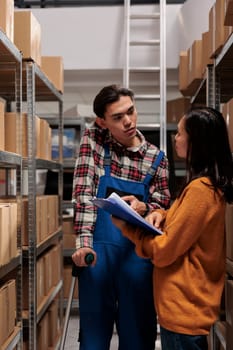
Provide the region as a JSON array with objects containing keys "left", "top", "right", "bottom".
[{"left": 78, "top": 146, "right": 164, "bottom": 350}]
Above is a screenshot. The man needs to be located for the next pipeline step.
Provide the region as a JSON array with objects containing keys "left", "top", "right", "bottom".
[{"left": 72, "top": 84, "right": 170, "bottom": 350}]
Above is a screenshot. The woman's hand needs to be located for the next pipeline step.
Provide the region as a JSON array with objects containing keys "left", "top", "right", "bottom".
[{"left": 146, "top": 211, "right": 163, "bottom": 229}]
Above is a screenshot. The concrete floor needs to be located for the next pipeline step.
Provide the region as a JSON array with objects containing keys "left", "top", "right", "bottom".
[{"left": 64, "top": 313, "right": 162, "bottom": 350}]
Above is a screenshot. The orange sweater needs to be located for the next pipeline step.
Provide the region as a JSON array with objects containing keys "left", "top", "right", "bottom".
[{"left": 123, "top": 177, "right": 226, "bottom": 335}]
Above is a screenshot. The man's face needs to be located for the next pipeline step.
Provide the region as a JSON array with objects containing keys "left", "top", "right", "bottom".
[{"left": 97, "top": 95, "right": 138, "bottom": 147}]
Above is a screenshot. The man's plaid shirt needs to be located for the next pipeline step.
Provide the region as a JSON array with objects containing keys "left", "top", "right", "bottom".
[{"left": 72, "top": 123, "right": 170, "bottom": 249}]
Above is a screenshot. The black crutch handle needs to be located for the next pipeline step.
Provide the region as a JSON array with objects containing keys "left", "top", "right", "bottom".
[{"left": 72, "top": 252, "right": 95, "bottom": 277}]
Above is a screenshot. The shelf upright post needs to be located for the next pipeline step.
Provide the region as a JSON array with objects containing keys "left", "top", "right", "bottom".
[
  {"left": 58, "top": 98, "right": 64, "bottom": 329},
  {"left": 26, "top": 61, "right": 37, "bottom": 350},
  {"left": 15, "top": 52, "right": 23, "bottom": 350},
  {"left": 206, "top": 64, "right": 220, "bottom": 110}
]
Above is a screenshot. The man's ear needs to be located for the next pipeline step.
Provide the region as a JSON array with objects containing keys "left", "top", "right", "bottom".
[{"left": 95, "top": 116, "right": 107, "bottom": 129}]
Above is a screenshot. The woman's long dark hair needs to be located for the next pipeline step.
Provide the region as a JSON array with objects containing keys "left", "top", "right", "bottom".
[{"left": 179, "top": 106, "right": 233, "bottom": 203}]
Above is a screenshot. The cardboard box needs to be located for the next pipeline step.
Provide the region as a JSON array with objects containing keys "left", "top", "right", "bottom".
[
  {"left": 43, "top": 250, "right": 53, "bottom": 295},
  {"left": 215, "top": 0, "right": 232, "bottom": 54},
  {"left": 178, "top": 51, "right": 190, "bottom": 96},
  {"left": 4, "top": 112, "right": 24, "bottom": 156},
  {"left": 167, "top": 97, "right": 191, "bottom": 124},
  {"left": 23, "top": 258, "right": 45, "bottom": 310},
  {"left": 0, "top": 200, "right": 18, "bottom": 259},
  {"left": 37, "top": 312, "right": 49, "bottom": 350},
  {"left": 4, "top": 113, "right": 41, "bottom": 157},
  {"left": 0, "top": 284, "right": 8, "bottom": 346},
  {"left": 201, "top": 31, "right": 214, "bottom": 75},
  {"left": 225, "top": 0, "right": 233, "bottom": 25},
  {"left": 63, "top": 233, "right": 76, "bottom": 249},
  {"left": 6, "top": 279, "right": 16, "bottom": 337},
  {"left": 0, "top": 204, "right": 10, "bottom": 265},
  {"left": 209, "top": 4, "right": 215, "bottom": 58},
  {"left": 48, "top": 300, "right": 59, "bottom": 346},
  {"left": 0, "top": 279, "right": 16, "bottom": 346},
  {"left": 37, "top": 195, "right": 48, "bottom": 242},
  {"left": 188, "top": 40, "right": 203, "bottom": 91},
  {"left": 0, "top": 0, "right": 14, "bottom": 42},
  {"left": 41, "top": 56, "right": 64, "bottom": 93},
  {"left": 9, "top": 202, "right": 17, "bottom": 259},
  {"left": 209, "top": 0, "right": 232, "bottom": 57},
  {"left": 0, "top": 199, "right": 17, "bottom": 258},
  {"left": 39, "top": 118, "right": 52, "bottom": 160},
  {"left": 48, "top": 195, "right": 59, "bottom": 234},
  {"left": 14, "top": 10, "right": 41, "bottom": 66},
  {"left": 51, "top": 244, "right": 62, "bottom": 287},
  {"left": 0, "top": 99, "right": 5, "bottom": 151},
  {"left": 62, "top": 218, "right": 75, "bottom": 235}
]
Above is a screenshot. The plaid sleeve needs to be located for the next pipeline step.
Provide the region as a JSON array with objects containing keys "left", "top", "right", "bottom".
[
  {"left": 72, "top": 128, "right": 100, "bottom": 249},
  {"left": 148, "top": 153, "right": 171, "bottom": 210}
]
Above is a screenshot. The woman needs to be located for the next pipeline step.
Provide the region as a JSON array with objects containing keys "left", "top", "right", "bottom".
[{"left": 112, "top": 107, "right": 233, "bottom": 350}]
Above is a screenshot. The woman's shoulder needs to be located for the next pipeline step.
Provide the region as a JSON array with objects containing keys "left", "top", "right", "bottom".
[{"left": 191, "top": 177, "right": 212, "bottom": 186}]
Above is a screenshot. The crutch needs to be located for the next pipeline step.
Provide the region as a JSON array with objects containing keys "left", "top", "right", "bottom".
[{"left": 60, "top": 253, "right": 94, "bottom": 350}]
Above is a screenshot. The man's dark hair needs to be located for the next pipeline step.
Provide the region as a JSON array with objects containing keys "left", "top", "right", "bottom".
[{"left": 93, "top": 84, "right": 134, "bottom": 119}]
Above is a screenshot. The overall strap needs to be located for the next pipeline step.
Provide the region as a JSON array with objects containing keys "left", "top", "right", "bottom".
[
  {"left": 143, "top": 150, "right": 164, "bottom": 186},
  {"left": 103, "top": 144, "right": 111, "bottom": 176}
]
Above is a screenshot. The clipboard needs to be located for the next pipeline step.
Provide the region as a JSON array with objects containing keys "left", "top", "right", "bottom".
[{"left": 91, "top": 192, "right": 162, "bottom": 236}]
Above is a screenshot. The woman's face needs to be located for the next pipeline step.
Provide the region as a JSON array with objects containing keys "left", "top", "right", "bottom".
[{"left": 174, "top": 116, "right": 189, "bottom": 159}]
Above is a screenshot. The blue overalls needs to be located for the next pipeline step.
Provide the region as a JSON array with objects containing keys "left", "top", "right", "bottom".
[{"left": 78, "top": 145, "right": 164, "bottom": 350}]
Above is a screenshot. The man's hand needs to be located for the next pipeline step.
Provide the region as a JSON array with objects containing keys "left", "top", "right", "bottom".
[
  {"left": 72, "top": 247, "right": 96, "bottom": 267},
  {"left": 121, "top": 195, "right": 148, "bottom": 217}
]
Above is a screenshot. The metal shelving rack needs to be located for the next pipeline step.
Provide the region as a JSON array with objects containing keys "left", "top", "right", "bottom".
[
  {"left": 42, "top": 115, "right": 94, "bottom": 311},
  {"left": 0, "top": 29, "right": 23, "bottom": 349},
  {"left": 22, "top": 60, "right": 63, "bottom": 350}
]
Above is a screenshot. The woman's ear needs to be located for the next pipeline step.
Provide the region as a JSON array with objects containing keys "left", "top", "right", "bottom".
[{"left": 95, "top": 116, "right": 107, "bottom": 129}]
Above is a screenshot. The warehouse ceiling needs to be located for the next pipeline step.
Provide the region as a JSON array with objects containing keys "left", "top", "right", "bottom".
[{"left": 15, "top": 0, "right": 186, "bottom": 8}]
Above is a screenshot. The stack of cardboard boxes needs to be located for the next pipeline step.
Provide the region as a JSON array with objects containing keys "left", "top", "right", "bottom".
[{"left": 178, "top": 0, "right": 233, "bottom": 97}]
